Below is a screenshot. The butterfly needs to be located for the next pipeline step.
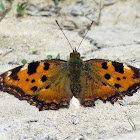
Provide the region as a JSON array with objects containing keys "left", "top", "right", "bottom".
[{"left": 0, "top": 47, "right": 140, "bottom": 111}]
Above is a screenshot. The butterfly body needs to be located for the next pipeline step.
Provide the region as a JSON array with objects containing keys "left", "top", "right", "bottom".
[
  {"left": 0, "top": 49, "right": 140, "bottom": 110},
  {"left": 69, "top": 51, "right": 83, "bottom": 98}
]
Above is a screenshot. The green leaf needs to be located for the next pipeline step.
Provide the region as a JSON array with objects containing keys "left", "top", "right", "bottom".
[
  {"left": 115, "top": 13, "right": 121, "bottom": 25},
  {"left": 47, "top": 55, "right": 53, "bottom": 59},
  {"left": 67, "top": 56, "right": 70, "bottom": 60},
  {"left": 54, "top": 0, "right": 59, "bottom": 6},
  {"left": 17, "top": 2, "right": 29, "bottom": 17},
  {"left": 32, "top": 50, "right": 37, "bottom": 54},
  {"left": 8, "top": 62, "right": 19, "bottom": 65},
  {"left": 0, "top": 0, "right": 5, "bottom": 11},
  {"left": 128, "top": 116, "right": 136, "bottom": 131},
  {"left": 81, "top": 56, "right": 86, "bottom": 59},
  {"left": 21, "top": 59, "right": 27, "bottom": 65},
  {"left": 56, "top": 53, "right": 60, "bottom": 59}
]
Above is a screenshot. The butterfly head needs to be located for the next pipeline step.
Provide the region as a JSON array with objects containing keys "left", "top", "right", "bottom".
[
  {"left": 68, "top": 48, "right": 83, "bottom": 69},
  {"left": 70, "top": 48, "right": 80, "bottom": 59}
]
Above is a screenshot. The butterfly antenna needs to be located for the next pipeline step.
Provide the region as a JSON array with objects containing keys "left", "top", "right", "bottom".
[
  {"left": 77, "top": 21, "right": 94, "bottom": 51},
  {"left": 56, "top": 20, "right": 73, "bottom": 50}
]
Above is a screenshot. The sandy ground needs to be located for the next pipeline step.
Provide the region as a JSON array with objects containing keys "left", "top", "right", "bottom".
[{"left": 0, "top": 0, "right": 140, "bottom": 139}]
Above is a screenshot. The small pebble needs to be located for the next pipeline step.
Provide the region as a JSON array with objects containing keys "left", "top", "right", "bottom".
[
  {"left": 71, "top": 4, "right": 82, "bottom": 16},
  {"left": 99, "top": 130, "right": 107, "bottom": 134},
  {"left": 73, "top": 118, "right": 79, "bottom": 124},
  {"left": 104, "top": 0, "right": 116, "bottom": 6}
]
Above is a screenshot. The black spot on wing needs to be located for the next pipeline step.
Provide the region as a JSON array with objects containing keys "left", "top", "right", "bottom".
[
  {"left": 104, "top": 74, "right": 111, "bottom": 80},
  {"left": 41, "top": 75, "right": 47, "bottom": 82},
  {"left": 12, "top": 76, "right": 19, "bottom": 81},
  {"left": 112, "top": 62, "right": 124, "bottom": 74},
  {"left": 28, "top": 62, "right": 40, "bottom": 75},
  {"left": 26, "top": 78, "right": 29, "bottom": 81},
  {"left": 31, "top": 86, "right": 38, "bottom": 91},
  {"left": 123, "top": 77, "right": 126, "bottom": 79},
  {"left": 114, "top": 83, "right": 121, "bottom": 89},
  {"left": 10, "top": 66, "right": 23, "bottom": 81},
  {"left": 31, "top": 79, "right": 35, "bottom": 83},
  {"left": 117, "top": 77, "right": 121, "bottom": 80},
  {"left": 102, "top": 82, "right": 107, "bottom": 86},
  {"left": 45, "top": 85, "right": 50, "bottom": 89},
  {"left": 44, "top": 62, "right": 50, "bottom": 70},
  {"left": 102, "top": 62, "right": 108, "bottom": 69}
]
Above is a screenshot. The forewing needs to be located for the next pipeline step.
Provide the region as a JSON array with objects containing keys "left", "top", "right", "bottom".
[
  {"left": 79, "top": 59, "right": 140, "bottom": 106},
  {"left": 0, "top": 60, "right": 73, "bottom": 110}
]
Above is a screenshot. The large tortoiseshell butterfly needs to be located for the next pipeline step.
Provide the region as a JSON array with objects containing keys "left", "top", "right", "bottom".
[{"left": 0, "top": 21, "right": 140, "bottom": 111}]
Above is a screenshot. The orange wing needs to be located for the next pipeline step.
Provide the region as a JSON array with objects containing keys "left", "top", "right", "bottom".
[
  {"left": 0, "top": 60, "right": 73, "bottom": 110},
  {"left": 79, "top": 59, "right": 140, "bottom": 106}
]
